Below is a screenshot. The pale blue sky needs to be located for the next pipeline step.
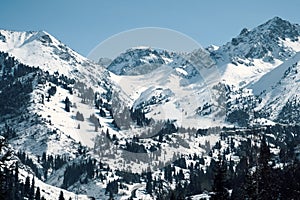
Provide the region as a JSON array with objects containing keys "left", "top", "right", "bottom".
[{"left": 1, "top": 0, "right": 299, "bottom": 57}]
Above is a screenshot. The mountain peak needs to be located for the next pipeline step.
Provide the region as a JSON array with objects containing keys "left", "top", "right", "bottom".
[
  {"left": 107, "top": 47, "right": 173, "bottom": 75},
  {"left": 0, "top": 29, "right": 54, "bottom": 48},
  {"left": 257, "top": 16, "right": 299, "bottom": 38},
  {"left": 266, "top": 16, "right": 286, "bottom": 24},
  {"left": 0, "top": 29, "right": 94, "bottom": 76},
  {"left": 213, "top": 17, "right": 300, "bottom": 62}
]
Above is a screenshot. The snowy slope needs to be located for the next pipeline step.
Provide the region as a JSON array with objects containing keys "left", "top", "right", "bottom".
[
  {"left": 0, "top": 30, "right": 116, "bottom": 199},
  {"left": 107, "top": 46, "right": 216, "bottom": 83},
  {"left": 0, "top": 29, "right": 109, "bottom": 83},
  {"left": 0, "top": 30, "right": 84, "bottom": 74},
  {"left": 110, "top": 65, "right": 225, "bottom": 129},
  {"left": 250, "top": 52, "right": 300, "bottom": 122},
  {"left": 18, "top": 168, "right": 90, "bottom": 200},
  {"left": 251, "top": 51, "right": 300, "bottom": 95},
  {"left": 212, "top": 17, "right": 300, "bottom": 87}
]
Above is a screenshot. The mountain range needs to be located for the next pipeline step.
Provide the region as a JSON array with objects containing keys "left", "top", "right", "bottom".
[{"left": 0, "top": 16, "right": 300, "bottom": 200}]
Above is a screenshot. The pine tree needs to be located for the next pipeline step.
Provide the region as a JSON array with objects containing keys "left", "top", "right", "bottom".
[
  {"left": 188, "top": 167, "right": 202, "bottom": 195},
  {"left": 59, "top": 191, "right": 65, "bottom": 200},
  {"left": 170, "top": 191, "right": 176, "bottom": 200},
  {"left": 106, "top": 129, "right": 111, "bottom": 140},
  {"left": 13, "top": 161, "right": 21, "bottom": 199},
  {"left": 146, "top": 171, "right": 153, "bottom": 194},
  {"left": 211, "top": 155, "right": 229, "bottom": 200},
  {"left": 257, "top": 136, "right": 273, "bottom": 199},
  {"left": 42, "top": 152, "right": 47, "bottom": 163},
  {"left": 243, "top": 135, "right": 277, "bottom": 200},
  {"left": 24, "top": 176, "right": 30, "bottom": 197},
  {"left": 35, "top": 187, "right": 41, "bottom": 200},
  {"left": 65, "top": 97, "right": 70, "bottom": 112},
  {"left": 14, "top": 162, "right": 19, "bottom": 185},
  {"left": 106, "top": 180, "right": 118, "bottom": 195}
]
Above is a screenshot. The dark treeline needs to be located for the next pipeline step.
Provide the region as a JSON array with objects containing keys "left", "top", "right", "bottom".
[{"left": 0, "top": 137, "right": 71, "bottom": 200}]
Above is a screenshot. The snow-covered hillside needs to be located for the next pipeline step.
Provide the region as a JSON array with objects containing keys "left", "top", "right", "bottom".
[
  {"left": 212, "top": 17, "right": 300, "bottom": 87},
  {"left": 0, "top": 30, "right": 85, "bottom": 74},
  {"left": 1, "top": 16, "right": 300, "bottom": 200},
  {"left": 107, "top": 47, "right": 216, "bottom": 82},
  {"left": 110, "top": 64, "right": 225, "bottom": 129},
  {"left": 0, "top": 29, "right": 109, "bottom": 85},
  {"left": 251, "top": 51, "right": 300, "bottom": 123}
]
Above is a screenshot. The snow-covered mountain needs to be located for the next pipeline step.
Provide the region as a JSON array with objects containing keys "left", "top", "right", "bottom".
[
  {"left": 106, "top": 16, "right": 300, "bottom": 129},
  {"left": 1, "top": 17, "right": 300, "bottom": 200},
  {"left": 0, "top": 29, "right": 109, "bottom": 83},
  {"left": 107, "top": 46, "right": 216, "bottom": 81},
  {"left": 250, "top": 51, "right": 300, "bottom": 124},
  {"left": 211, "top": 17, "right": 300, "bottom": 87},
  {"left": 214, "top": 17, "right": 300, "bottom": 62},
  {"left": 107, "top": 45, "right": 226, "bottom": 131},
  {"left": 107, "top": 47, "right": 173, "bottom": 75},
  {"left": 0, "top": 30, "right": 85, "bottom": 74},
  {"left": 0, "top": 29, "right": 115, "bottom": 199}
]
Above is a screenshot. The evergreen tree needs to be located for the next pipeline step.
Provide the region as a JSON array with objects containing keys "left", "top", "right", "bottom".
[
  {"left": 146, "top": 171, "right": 153, "bottom": 194},
  {"left": 99, "top": 108, "right": 106, "bottom": 117},
  {"left": 65, "top": 97, "right": 70, "bottom": 112},
  {"left": 14, "top": 161, "right": 21, "bottom": 200},
  {"left": 42, "top": 152, "right": 47, "bottom": 163},
  {"left": 14, "top": 161, "right": 19, "bottom": 185},
  {"left": 106, "top": 180, "right": 118, "bottom": 197},
  {"left": 211, "top": 155, "right": 229, "bottom": 200},
  {"left": 164, "top": 165, "right": 173, "bottom": 183},
  {"left": 59, "top": 191, "right": 65, "bottom": 200},
  {"left": 257, "top": 136, "right": 274, "bottom": 199},
  {"left": 242, "top": 136, "right": 278, "bottom": 199},
  {"left": 174, "top": 182, "right": 187, "bottom": 199},
  {"left": 170, "top": 191, "right": 176, "bottom": 200},
  {"left": 75, "top": 111, "right": 84, "bottom": 121},
  {"left": 35, "top": 187, "right": 41, "bottom": 200},
  {"left": 24, "top": 176, "right": 30, "bottom": 197},
  {"left": 188, "top": 167, "right": 202, "bottom": 195}
]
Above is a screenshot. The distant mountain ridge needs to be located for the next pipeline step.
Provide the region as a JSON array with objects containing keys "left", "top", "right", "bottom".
[
  {"left": 0, "top": 29, "right": 106, "bottom": 79},
  {"left": 212, "top": 17, "right": 300, "bottom": 63}
]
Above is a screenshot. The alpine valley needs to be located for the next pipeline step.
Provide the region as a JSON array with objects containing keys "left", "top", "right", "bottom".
[{"left": 1, "top": 17, "right": 300, "bottom": 200}]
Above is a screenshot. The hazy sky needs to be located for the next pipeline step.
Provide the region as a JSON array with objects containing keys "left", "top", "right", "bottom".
[{"left": 1, "top": 0, "right": 300, "bottom": 58}]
